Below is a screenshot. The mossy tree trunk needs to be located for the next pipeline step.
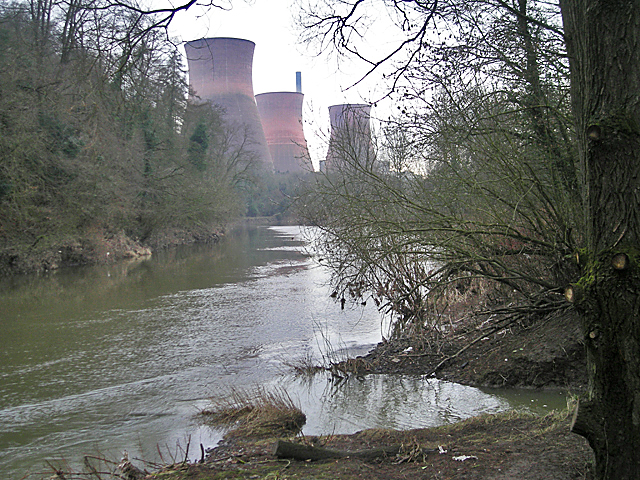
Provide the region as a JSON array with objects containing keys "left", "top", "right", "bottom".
[{"left": 560, "top": 1, "right": 640, "bottom": 478}]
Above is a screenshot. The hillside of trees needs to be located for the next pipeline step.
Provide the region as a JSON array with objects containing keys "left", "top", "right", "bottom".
[{"left": 0, "top": 1, "right": 302, "bottom": 275}]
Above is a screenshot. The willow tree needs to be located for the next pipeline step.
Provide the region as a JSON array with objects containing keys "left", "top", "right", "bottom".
[{"left": 298, "top": 0, "right": 640, "bottom": 477}]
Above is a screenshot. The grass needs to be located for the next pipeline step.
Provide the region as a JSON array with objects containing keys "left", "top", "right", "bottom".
[
  {"left": 282, "top": 351, "right": 327, "bottom": 377},
  {"left": 152, "top": 400, "right": 593, "bottom": 480},
  {"left": 200, "top": 386, "right": 306, "bottom": 438}
]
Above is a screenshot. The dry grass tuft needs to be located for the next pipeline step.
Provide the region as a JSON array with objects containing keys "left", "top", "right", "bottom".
[
  {"left": 201, "top": 386, "right": 306, "bottom": 438},
  {"left": 282, "top": 352, "right": 327, "bottom": 377}
]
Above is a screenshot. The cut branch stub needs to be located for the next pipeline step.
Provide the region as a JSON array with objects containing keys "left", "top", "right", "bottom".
[
  {"left": 586, "top": 124, "right": 601, "bottom": 140},
  {"left": 564, "top": 284, "right": 584, "bottom": 304},
  {"left": 570, "top": 397, "right": 602, "bottom": 440},
  {"left": 611, "top": 252, "right": 630, "bottom": 270}
]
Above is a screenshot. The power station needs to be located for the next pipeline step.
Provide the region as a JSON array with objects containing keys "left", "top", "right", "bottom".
[
  {"left": 185, "top": 37, "right": 374, "bottom": 175},
  {"left": 256, "top": 88, "right": 310, "bottom": 173},
  {"left": 325, "top": 103, "right": 374, "bottom": 172},
  {"left": 184, "top": 37, "right": 273, "bottom": 169}
]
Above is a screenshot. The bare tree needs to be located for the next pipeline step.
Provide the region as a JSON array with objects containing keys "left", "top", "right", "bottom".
[
  {"left": 297, "top": 0, "right": 640, "bottom": 477},
  {"left": 297, "top": 0, "right": 579, "bottom": 332}
]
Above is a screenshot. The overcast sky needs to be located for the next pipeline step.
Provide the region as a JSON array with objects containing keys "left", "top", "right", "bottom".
[{"left": 168, "top": 0, "right": 391, "bottom": 165}]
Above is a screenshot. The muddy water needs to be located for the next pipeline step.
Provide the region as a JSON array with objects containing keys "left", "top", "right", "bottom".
[{"left": 0, "top": 226, "right": 565, "bottom": 478}]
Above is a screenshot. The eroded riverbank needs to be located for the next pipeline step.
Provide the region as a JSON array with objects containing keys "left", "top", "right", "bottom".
[{"left": 348, "top": 309, "right": 587, "bottom": 392}]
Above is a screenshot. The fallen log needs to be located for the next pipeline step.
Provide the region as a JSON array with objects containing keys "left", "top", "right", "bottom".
[{"left": 273, "top": 440, "right": 401, "bottom": 461}]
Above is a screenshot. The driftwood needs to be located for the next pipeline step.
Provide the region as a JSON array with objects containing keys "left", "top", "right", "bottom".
[{"left": 273, "top": 440, "right": 401, "bottom": 461}]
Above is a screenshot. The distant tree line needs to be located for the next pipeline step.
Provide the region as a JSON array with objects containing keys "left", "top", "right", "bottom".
[{"left": 0, "top": 0, "right": 299, "bottom": 272}]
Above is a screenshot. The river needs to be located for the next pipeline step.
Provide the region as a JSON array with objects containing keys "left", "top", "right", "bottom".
[{"left": 0, "top": 225, "right": 565, "bottom": 478}]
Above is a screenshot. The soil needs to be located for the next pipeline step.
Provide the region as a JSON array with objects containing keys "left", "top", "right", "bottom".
[
  {"left": 151, "top": 410, "right": 593, "bottom": 479},
  {"left": 356, "top": 309, "right": 587, "bottom": 391}
]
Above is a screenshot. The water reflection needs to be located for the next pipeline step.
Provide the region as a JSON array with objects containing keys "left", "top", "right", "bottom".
[
  {"left": 0, "top": 226, "right": 386, "bottom": 477},
  {"left": 286, "top": 375, "right": 507, "bottom": 435},
  {"left": 480, "top": 387, "right": 568, "bottom": 414},
  {"left": 0, "top": 225, "right": 565, "bottom": 478}
]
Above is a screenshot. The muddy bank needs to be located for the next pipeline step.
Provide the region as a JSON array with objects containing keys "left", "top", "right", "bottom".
[
  {"left": 351, "top": 309, "right": 587, "bottom": 391},
  {"left": 0, "top": 225, "right": 224, "bottom": 277}
]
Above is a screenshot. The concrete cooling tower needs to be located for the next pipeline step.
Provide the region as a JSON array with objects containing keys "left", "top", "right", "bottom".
[
  {"left": 255, "top": 91, "right": 310, "bottom": 173},
  {"left": 325, "top": 103, "right": 375, "bottom": 172},
  {"left": 184, "top": 37, "right": 273, "bottom": 168}
]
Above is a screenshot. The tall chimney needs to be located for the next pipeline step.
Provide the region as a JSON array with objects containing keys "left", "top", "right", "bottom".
[
  {"left": 184, "top": 37, "right": 273, "bottom": 168},
  {"left": 325, "top": 103, "right": 375, "bottom": 172},
  {"left": 256, "top": 91, "right": 310, "bottom": 173},
  {"left": 296, "top": 71, "right": 302, "bottom": 93}
]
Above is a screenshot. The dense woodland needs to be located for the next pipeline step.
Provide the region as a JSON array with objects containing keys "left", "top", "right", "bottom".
[{"left": 0, "top": 0, "right": 300, "bottom": 274}]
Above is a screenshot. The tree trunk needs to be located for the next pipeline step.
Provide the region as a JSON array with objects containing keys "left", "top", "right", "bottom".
[{"left": 559, "top": 1, "right": 640, "bottom": 478}]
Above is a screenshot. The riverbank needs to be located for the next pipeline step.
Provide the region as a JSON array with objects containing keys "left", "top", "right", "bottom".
[
  {"left": 149, "top": 407, "right": 592, "bottom": 479},
  {"left": 0, "top": 220, "right": 282, "bottom": 276},
  {"left": 0, "top": 226, "right": 222, "bottom": 276},
  {"left": 0, "top": 216, "right": 301, "bottom": 277},
  {"left": 350, "top": 309, "right": 587, "bottom": 392},
  {"left": 169, "top": 299, "right": 590, "bottom": 479},
  {"left": 6, "top": 224, "right": 592, "bottom": 479},
  {"left": 143, "top": 307, "right": 591, "bottom": 480}
]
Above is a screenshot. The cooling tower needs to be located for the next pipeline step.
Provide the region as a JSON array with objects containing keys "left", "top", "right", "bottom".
[
  {"left": 184, "top": 37, "right": 273, "bottom": 168},
  {"left": 255, "top": 92, "right": 310, "bottom": 173},
  {"left": 325, "top": 104, "right": 375, "bottom": 172}
]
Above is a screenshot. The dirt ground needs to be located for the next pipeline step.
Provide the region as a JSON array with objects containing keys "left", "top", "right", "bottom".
[
  {"left": 152, "top": 410, "right": 592, "bottom": 479},
  {"left": 357, "top": 309, "right": 587, "bottom": 392},
  {"left": 148, "top": 306, "right": 593, "bottom": 480}
]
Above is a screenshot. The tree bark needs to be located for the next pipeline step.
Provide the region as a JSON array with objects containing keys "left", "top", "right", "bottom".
[{"left": 559, "top": 1, "right": 640, "bottom": 478}]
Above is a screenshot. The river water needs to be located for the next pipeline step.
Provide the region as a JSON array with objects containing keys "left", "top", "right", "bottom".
[{"left": 0, "top": 225, "right": 566, "bottom": 478}]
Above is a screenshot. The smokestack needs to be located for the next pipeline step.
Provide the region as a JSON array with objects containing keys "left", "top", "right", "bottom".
[
  {"left": 296, "top": 71, "right": 302, "bottom": 93},
  {"left": 256, "top": 91, "right": 310, "bottom": 173},
  {"left": 184, "top": 37, "right": 273, "bottom": 168},
  {"left": 325, "top": 104, "right": 375, "bottom": 172}
]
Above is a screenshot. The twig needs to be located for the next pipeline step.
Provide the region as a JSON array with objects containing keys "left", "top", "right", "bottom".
[
  {"left": 182, "top": 435, "right": 191, "bottom": 465},
  {"left": 425, "top": 319, "right": 520, "bottom": 376}
]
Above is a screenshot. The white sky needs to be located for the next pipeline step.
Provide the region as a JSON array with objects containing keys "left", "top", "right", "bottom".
[{"left": 167, "top": 0, "right": 393, "bottom": 166}]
